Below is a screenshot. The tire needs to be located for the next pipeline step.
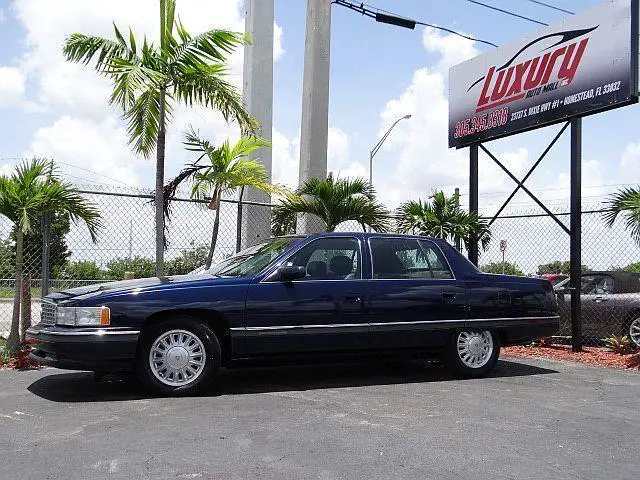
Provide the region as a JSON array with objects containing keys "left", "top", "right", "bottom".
[
  {"left": 628, "top": 317, "right": 640, "bottom": 348},
  {"left": 445, "top": 330, "right": 500, "bottom": 378},
  {"left": 135, "top": 316, "right": 221, "bottom": 396}
]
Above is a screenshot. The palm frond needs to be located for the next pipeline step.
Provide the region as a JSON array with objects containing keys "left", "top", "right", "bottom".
[
  {"left": 62, "top": 24, "right": 139, "bottom": 73},
  {"left": 174, "top": 67, "right": 258, "bottom": 135},
  {"left": 123, "top": 87, "right": 171, "bottom": 157},
  {"left": 603, "top": 186, "right": 640, "bottom": 245},
  {"left": 168, "top": 27, "right": 249, "bottom": 66}
]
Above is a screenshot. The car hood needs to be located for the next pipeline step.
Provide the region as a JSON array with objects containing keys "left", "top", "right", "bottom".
[{"left": 47, "top": 273, "right": 251, "bottom": 302}]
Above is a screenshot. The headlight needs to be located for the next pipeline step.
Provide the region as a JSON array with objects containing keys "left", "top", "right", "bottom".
[{"left": 55, "top": 306, "right": 110, "bottom": 326}]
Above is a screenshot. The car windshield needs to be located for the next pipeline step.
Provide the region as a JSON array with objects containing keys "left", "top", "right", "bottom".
[{"left": 206, "top": 237, "right": 298, "bottom": 277}]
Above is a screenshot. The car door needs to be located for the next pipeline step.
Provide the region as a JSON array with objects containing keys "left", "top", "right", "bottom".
[
  {"left": 580, "top": 273, "right": 617, "bottom": 339},
  {"left": 244, "top": 236, "right": 369, "bottom": 354},
  {"left": 367, "top": 237, "right": 466, "bottom": 349}
]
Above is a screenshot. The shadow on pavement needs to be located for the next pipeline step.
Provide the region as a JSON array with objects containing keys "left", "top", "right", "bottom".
[{"left": 28, "top": 359, "right": 557, "bottom": 403}]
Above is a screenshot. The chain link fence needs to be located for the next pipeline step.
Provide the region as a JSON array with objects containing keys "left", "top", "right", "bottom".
[
  {"left": 0, "top": 187, "right": 638, "bottom": 347},
  {"left": 479, "top": 204, "right": 640, "bottom": 345}
]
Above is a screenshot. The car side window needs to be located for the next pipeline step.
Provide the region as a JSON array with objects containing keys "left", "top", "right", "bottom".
[
  {"left": 283, "top": 237, "right": 361, "bottom": 281},
  {"left": 370, "top": 238, "right": 453, "bottom": 280},
  {"left": 581, "top": 275, "right": 614, "bottom": 295}
]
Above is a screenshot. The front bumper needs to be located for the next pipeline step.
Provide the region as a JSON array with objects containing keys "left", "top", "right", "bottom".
[{"left": 26, "top": 323, "right": 140, "bottom": 371}]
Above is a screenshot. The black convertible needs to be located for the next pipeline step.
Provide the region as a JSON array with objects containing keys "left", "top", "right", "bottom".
[{"left": 27, "top": 233, "right": 559, "bottom": 395}]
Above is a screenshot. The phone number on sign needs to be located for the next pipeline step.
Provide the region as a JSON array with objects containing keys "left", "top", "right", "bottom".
[{"left": 453, "top": 107, "right": 509, "bottom": 139}]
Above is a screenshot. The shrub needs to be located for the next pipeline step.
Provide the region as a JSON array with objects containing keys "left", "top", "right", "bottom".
[
  {"left": 106, "top": 256, "right": 155, "bottom": 280},
  {"left": 603, "top": 334, "right": 636, "bottom": 355},
  {"left": 531, "top": 337, "right": 554, "bottom": 347},
  {"left": 165, "top": 243, "right": 209, "bottom": 276},
  {"left": 59, "top": 261, "right": 105, "bottom": 281},
  {"left": 480, "top": 262, "right": 524, "bottom": 276}
]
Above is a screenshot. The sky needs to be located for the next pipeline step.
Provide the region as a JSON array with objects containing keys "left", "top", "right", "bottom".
[{"left": 0, "top": 0, "right": 638, "bottom": 270}]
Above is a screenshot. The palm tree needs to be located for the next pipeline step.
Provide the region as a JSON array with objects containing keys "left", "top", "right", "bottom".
[
  {"left": 164, "top": 129, "right": 276, "bottom": 269},
  {"left": 396, "top": 191, "right": 491, "bottom": 251},
  {"left": 0, "top": 159, "right": 101, "bottom": 354},
  {"left": 603, "top": 186, "right": 640, "bottom": 245},
  {"left": 62, "top": 0, "right": 256, "bottom": 276},
  {"left": 274, "top": 174, "right": 390, "bottom": 232}
]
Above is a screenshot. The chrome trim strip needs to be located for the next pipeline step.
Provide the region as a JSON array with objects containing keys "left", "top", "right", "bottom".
[
  {"left": 27, "top": 328, "right": 140, "bottom": 337},
  {"left": 233, "top": 316, "right": 559, "bottom": 332}
]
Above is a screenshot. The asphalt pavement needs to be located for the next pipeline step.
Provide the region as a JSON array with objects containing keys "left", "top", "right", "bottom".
[{"left": 0, "top": 357, "right": 638, "bottom": 480}]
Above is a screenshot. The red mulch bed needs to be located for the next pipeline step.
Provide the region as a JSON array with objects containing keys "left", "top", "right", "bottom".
[
  {"left": 0, "top": 346, "right": 42, "bottom": 370},
  {"left": 503, "top": 344, "right": 640, "bottom": 370}
]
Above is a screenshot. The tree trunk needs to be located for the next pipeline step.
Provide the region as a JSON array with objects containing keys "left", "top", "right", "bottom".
[
  {"left": 19, "top": 272, "right": 31, "bottom": 343},
  {"left": 205, "top": 209, "right": 221, "bottom": 269},
  {"left": 6, "top": 229, "right": 24, "bottom": 354},
  {"left": 155, "top": 88, "right": 166, "bottom": 277},
  {"left": 236, "top": 187, "right": 245, "bottom": 253}
]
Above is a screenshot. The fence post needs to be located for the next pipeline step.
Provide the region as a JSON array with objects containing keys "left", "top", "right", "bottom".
[
  {"left": 41, "top": 211, "right": 52, "bottom": 297},
  {"left": 236, "top": 188, "right": 244, "bottom": 254},
  {"left": 469, "top": 145, "right": 479, "bottom": 266}
]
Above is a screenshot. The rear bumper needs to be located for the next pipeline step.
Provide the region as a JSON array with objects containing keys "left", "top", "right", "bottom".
[{"left": 26, "top": 324, "right": 139, "bottom": 371}]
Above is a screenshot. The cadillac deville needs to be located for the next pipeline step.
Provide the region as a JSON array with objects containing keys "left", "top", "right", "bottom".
[{"left": 26, "top": 233, "right": 559, "bottom": 395}]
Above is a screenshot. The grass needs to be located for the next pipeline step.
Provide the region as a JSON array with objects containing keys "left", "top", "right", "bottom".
[{"left": 0, "top": 286, "right": 42, "bottom": 299}]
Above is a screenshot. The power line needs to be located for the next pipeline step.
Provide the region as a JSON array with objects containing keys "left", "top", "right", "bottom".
[
  {"left": 526, "top": 0, "right": 574, "bottom": 15},
  {"left": 333, "top": 0, "right": 499, "bottom": 48},
  {"left": 57, "top": 161, "right": 136, "bottom": 188},
  {"left": 465, "top": 0, "right": 549, "bottom": 26}
]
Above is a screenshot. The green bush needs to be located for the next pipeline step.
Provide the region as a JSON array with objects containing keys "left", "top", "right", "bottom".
[
  {"left": 165, "top": 243, "right": 208, "bottom": 276},
  {"left": 106, "top": 256, "right": 155, "bottom": 280},
  {"left": 480, "top": 262, "right": 524, "bottom": 276},
  {"left": 537, "top": 261, "right": 592, "bottom": 275},
  {"left": 611, "top": 263, "right": 640, "bottom": 273},
  {"left": 59, "top": 261, "right": 104, "bottom": 280}
]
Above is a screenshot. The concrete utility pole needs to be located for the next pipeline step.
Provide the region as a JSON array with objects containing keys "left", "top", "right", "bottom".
[
  {"left": 297, "top": 0, "right": 332, "bottom": 233},
  {"left": 241, "top": 0, "right": 274, "bottom": 248}
]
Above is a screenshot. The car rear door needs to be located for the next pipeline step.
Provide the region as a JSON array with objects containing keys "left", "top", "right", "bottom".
[
  {"left": 367, "top": 237, "right": 466, "bottom": 349},
  {"left": 244, "top": 236, "right": 369, "bottom": 354}
]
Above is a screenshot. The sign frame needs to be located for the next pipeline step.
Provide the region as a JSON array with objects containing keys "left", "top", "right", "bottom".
[{"left": 449, "top": 0, "right": 639, "bottom": 149}]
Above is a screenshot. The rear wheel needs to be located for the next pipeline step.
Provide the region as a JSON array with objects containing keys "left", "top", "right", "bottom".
[
  {"left": 136, "top": 317, "right": 221, "bottom": 396},
  {"left": 445, "top": 330, "right": 500, "bottom": 377},
  {"left": 629, "top": 317, "right": 640, "bottom": 348}
]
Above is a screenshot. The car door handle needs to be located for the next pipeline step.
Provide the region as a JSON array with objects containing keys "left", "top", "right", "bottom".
[
  {"left": 344, "top": 295, "right": 362, "bottom": 303},
  {"left": 594, "top": 296, "right": 609, "bottom": 302}
]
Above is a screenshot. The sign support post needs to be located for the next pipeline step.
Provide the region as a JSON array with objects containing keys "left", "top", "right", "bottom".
[
  {"left": 469, "top": 144, "right": 479, "bottom": 266},
  {"left": 570, "top": 117, "right": 583, "bottom": 352}
]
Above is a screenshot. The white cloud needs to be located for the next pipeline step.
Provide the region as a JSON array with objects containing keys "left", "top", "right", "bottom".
[
  {"left": 0, "top": 66, "right": 26, "bottom": 107},
  {"left": 274, "top": 23, "right": 284, "bottom": 61},
  {"left": 620, "top": 141, "right": 640, "bottom": 181},
  {"left": 0, "top": 9, "right": 6, "bottom": 23},
  {"left": 26, "top": 115, "right": 142, "bottom": 187},
  {"left": 272, "top": 129, "right": 299, "bottom": 188}
]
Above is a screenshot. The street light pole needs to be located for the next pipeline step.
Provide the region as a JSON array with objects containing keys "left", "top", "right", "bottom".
[
  {"left": 369, "top": 114, "right": 411, "bottom": 189},
  {"left": 368, "top": 114, "right": 411, "bottom": 232}
]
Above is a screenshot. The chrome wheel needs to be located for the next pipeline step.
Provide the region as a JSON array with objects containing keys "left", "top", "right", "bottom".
[
  {"left": 630, "top": 318, "right": 640, "bottom": 348},
  {"left": 149, "top": 329, "right": 206, "bottom": 387},
  {"left": 456, "top": 331, "right": 494, "bottom": 368}
]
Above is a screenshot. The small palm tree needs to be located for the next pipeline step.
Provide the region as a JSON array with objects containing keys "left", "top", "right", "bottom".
[
  {"left": 63, "top": 0, "right": 256, "bottom": 276},
  {"left": 0, "top": 159, "right": 101, "bottom": 354},
  {"left": 396, "top": 191, "right": 491, "bottom": 250},
  {"left": 274, "top": 174, "right": 390, "bottom": 232},
  {"left": 164, "top": 130, "right": 277, "bottom": 268},
  {"left": 603, "top": 187, "right": 640, "bottom": 245}
]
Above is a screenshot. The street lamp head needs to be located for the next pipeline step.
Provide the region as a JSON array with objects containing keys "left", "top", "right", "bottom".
[{"left": 403, "top": 114, "right": 412, "bottom": 120}]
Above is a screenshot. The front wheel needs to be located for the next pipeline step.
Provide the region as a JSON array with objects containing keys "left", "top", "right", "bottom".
[
  {"left": 136, "top": 317, "right": 221, "bottom": 396},
  {"left": 445, "top": 330, "right": 500, "bottom": 377}
]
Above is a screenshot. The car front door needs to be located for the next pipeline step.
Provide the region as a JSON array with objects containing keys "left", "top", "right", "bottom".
[
  {"left": 367, "top": 237, "right": 466, "bottom": 349},
  {"left": 580, "top": 274, "right": 617, "bottom": 340},
  {"left": 244, "top": 236, "right": 369, "bottom": 354}
]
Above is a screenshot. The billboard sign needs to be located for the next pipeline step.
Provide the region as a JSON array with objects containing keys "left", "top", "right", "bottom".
[{"left": 449, "top": 0, "right": 639, "bottom": 148}]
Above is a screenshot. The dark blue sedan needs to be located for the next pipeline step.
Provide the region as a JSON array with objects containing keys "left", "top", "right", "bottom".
[{"left": 27, "top": 233, "right": 559, "bottom": 395}]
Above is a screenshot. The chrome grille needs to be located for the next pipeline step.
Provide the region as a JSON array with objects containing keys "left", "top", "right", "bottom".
[{"left": 40, "top": 300, "right": 56, "bottom": 325}]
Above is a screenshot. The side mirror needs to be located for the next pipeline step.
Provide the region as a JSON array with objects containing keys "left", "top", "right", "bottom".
[{"left": 275, "top": 265, "right": 306, "bottom": 282}]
